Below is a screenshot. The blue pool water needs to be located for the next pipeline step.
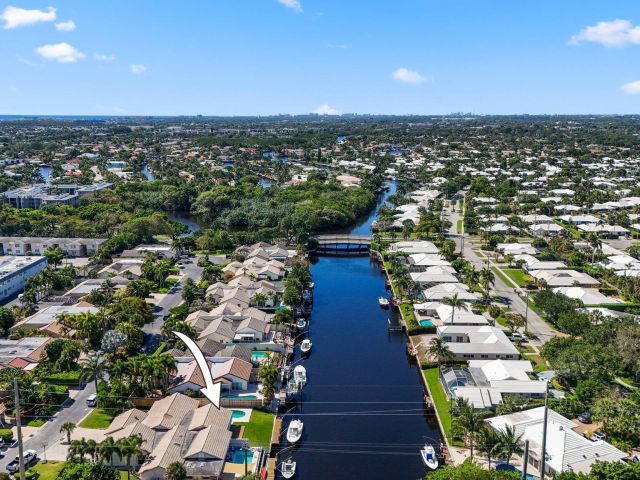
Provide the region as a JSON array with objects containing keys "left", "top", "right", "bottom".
[
  {"left": 420, "top": 319, "right": 434, "bottom": 327},
  {"left": 228, "top": 450, "right": 254, "bottom": 464},
  {"left": 251, "top": 352, "right": 268, "bottom": 360},
  {"left": 231, "top": 410, "right": 245, "bottom": 419},
  {"left": 223, "top": 394, "right": 258, "bottom": 399}
]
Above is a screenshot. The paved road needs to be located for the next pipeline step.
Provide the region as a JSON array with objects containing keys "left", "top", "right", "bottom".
[
  {"left": 0, "top": 382, "right": 95, "bottom": 470},
  {"left": 142, "top": 258, "right": 203, "bottom": 352},
  {"left": 446, "top": 207, "right": 557, "bottom": 345}
]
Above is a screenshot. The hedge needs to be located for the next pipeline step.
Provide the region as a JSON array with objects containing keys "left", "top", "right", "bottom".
[
  {"left": 0, "top": 428, "right": 13, "bottom": 442},
  {"left": 40, "top": 371, "right": 82, "bottom": 386}
]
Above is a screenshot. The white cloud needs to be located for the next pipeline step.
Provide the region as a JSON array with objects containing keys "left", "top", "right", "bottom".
[
  {"left": 276, "top": 0, "right": 302, "bottom": 13},
  {"left": 621, "top": 80, "right": 640, "bottom": 95},
  {"left": 94, "top": 53, "right": 115, "bottom": 62},
  {"left": 130, "top": 64, "right": 147, "bottom": 74},
  {"left": 1, "top": 5, "right": 56, "bottom": 29},
  {"left": 391, "top": 67, "right": 426, "bottom": 84},
  {"left": 570, "top": 19, "right": 640, "bottom": 47},
  {"left": 55, "top": 20, "right": 76, "bottom": 31},
  {"left": 313, "top": 104, "right": 340, "bottom": 115},
  {"left": 35, "top": 42, "right": 85, "bottom": 63}
]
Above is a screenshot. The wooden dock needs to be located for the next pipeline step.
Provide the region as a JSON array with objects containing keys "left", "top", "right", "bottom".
[
  {"left": 266, "top": 458, "right": 277, "bottom": 479},
  {"left": 270, "top": 417, "right": 283, "bottom": 454}
]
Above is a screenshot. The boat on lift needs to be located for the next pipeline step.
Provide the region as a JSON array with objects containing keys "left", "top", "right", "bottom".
[
  {"left": 286, "top": 419, "right": 304, "bottom": 443},
  {"left": 420, "top": 444, "right": 439, "bottom": 470},
  {"left": 300, "top": 338, "right": 312, "bottom": 354},
  {"left": 281, "top": 458, "right": 297, "bottom": 479},
  {"left": 293, "top": 365, "right": 307, "bottom": 387},
  {"left": 296, "top": 319, "right": 306, "bottom": 329}
]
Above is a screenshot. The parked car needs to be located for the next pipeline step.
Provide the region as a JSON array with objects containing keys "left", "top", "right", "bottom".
[
  {"left": 6, "top": 450, "right": 37, "bottom": 473},
  {"left": 86, "top": 394, "right": 97, "bottom": 407},
  {"left": 577, "top": 412, "right": 592, "bottom": 423},
  {"left": 591, "top": 431, "right": 606, "bottom": 441},
  {"left": 507, "top": 332, "right": 526, "bottom": 342}
]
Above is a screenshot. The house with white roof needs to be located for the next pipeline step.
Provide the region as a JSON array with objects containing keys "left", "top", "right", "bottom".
[
  {"left": 436, "top": 325, "right": 520, "bottom": 360},
  {"left": 422, "top": 283, "right": 480, "bottom": 302},
  {"left": 486, "top": 407, "right": 627, "bottom": 476},
  {"left": 528, "top": 269, "right": 599, "bottom": 287},
  {"left": 553, "top": 287, "right": 622, "bottom": 305}
]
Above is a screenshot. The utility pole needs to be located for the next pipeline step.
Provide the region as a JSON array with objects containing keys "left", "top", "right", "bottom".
[
  {"left": 521, "top": 440, "right": 529, "bottom": 480},
  {"left": 13, "top": 378, "right": 25, "bottom": 480},
  {"left": 539, "top": 382, "right": 549, "bottom": 479},
  {"left": 524, "top": 291, "right": 529, "bottom": 334}
]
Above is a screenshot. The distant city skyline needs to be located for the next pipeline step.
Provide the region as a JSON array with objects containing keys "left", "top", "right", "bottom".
[{"left": 2, "top": 0, "right": 640, "bottom": 115}]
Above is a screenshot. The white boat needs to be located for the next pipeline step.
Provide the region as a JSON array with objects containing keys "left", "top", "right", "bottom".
[
  {"left": 286, "top": 419, "right": 304, "bottom": 443},
  {"left": 300, "top": 339, "right": 312, "bottom": 354},
  {"left": 420, "top": 444, "right": 439, "bottom": 470},
  {"left": 281, "top": 458, "right": 296, "bottom": 479},
  {"left": 378, "top": 296, "right": 390, "bottom": 307},
  {"left": 293, "top": 365, "right": 307, "bottom": 387},
  {"left": 296, "top": 319, "right": 306, "bottom": 329}
]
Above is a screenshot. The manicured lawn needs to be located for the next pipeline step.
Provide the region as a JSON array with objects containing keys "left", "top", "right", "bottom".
[
  {"left": 30, "top": 462, "right": 131, "bottom": 480},
  {"left": 238, "top": 410, "right": 275, "bottom": 448},
  {"left": 523, "top": 353, "right": 547, "bottom": 373},
  {"left": 423, "top": 368, "right": 454, "bottom": 444},
  {"left": 503, "top": 268, "right": 531, "bottom": 287},
  {"left": 29, "top": 461, "right": 65, "bottom": 480},
  {"left": 25, "top": 417, "right": 46, "bottom": 427},
  {"left": 456, "top": 219, "right": 463, "bottom": 234},
  {"left": 79, "top": 408, "right": 114, "bottom": 429},
  {"left": 491, "top": 267, "right": 515, "bottom": 288}
]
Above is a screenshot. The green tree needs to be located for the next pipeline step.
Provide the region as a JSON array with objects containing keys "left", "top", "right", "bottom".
[
  {"left": 0, "top": 307, "right": 15, "bottom": 333},
  {"left": 79, "top": 355, "right": 105, "bottom": 403},
  {"left": 427, "top": 337, "right": 454, "bottom": 365},
  {"left": 441, "top": 293, "right": 468, "bottom": 325},
  {"left": 165, "top": 461, "right": 187, "bottom": 480},
  {"left": 60, "top": 422, "right": 76, "bottom": 444}
]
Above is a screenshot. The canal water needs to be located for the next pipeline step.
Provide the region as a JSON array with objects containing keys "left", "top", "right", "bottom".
[{"left": 282, "top": 181, "right": 442, "bottom": 480}]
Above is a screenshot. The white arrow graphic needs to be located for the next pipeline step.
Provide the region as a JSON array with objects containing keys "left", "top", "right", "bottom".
[{"left": 173, "top": 331, "right": 222, "bottom": 409}]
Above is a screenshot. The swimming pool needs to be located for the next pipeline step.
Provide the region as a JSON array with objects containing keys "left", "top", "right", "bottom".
[
  {"left": 251, "top": 351, "right": 268, "bottom": 361},
  {"left": 419, "top": 319, "right": 434, "bottom": 327},
  {"left": 231, "top": 410, "right": 246, "bottom": 419},
  {"left": 228, "top": 449, "right": 254, "bottom": 464},
  {"left": 223, "top": 394, "right": 259, "bottom": 399}
]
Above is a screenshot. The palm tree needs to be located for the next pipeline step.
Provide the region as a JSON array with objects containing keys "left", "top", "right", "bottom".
[
  {"left": 251, "top": 292, "right": 268, "bottom": 307},
  {"left": 117, "top": 435, "right": 144, "bottom": 480},
  {"left": 475, "top": 426, "right": 500, "bottom": 470},
  {"left": 495, "top": 425, "right": 523, "bottom": 466},
  {"left": 441, "top": 293, "right": 468, "bottom": 325},
  {"left": 85, "top": 439, "right": 98, "bottom": 462},
  {"left": 99, "top": 436, "right": 120, "bottom": 466},
  {"left": 67, "top": 439, "right": 86, "bottom": 462},
  {"left": 588, "top": 233, "right": 602, "bottom": 263},
  {"left": 165, "top": 461, "right": 187, "bottom": 480},
  {"left": 79, "top": 354, "right": 105, "bottom": 404},
  {"left": 427, "top": 337, "right": 454, "bottom": 365},
  {"left": 456, "top": 405, "right": 484, "bottom": 461},
  {"left": 60, "top": 422, "right": 76, "bottom": 444},
  {"left": 479, "top": 268, "right": 495, "bottom": 301}
]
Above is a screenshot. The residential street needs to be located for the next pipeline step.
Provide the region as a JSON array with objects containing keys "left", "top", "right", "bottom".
[
  {"left": 0, "top": 382, "right": 95, "bottom": 470},
  {"left": 142, "top": 258, "right": 203, "bottom": 352},
  {"left": 446, "top": 206, "right": 557, "bottom": 345}
]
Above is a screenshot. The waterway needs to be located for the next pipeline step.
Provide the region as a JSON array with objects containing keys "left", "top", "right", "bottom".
[{"left": 281, "top": 180, "right": 442, "bottom": 480}]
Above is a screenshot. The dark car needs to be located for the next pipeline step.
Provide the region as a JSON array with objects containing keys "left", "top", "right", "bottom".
[{"left": 577, "top": 412, "right": 592, "bottom": 423}]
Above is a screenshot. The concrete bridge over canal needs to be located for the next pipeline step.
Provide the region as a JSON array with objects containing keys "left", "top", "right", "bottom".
[{"left": 312, "top": 234, "right": 373, "bottom": 254}]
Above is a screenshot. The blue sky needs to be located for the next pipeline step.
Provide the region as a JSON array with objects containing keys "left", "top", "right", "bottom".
[{"left": 2, "top": 0, "right": 640, "bottom": 115}]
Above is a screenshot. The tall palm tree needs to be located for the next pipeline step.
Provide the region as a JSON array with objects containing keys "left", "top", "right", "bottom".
[
  {"left": 67, "top": 439, "right": 86, "bottom": 462},
  {"left": 479, "top": 268, "right": 495, "bottom": 301},
  {"left": 587, "top": 233, "right": 602, "bottom": 264},
  {"left": 427, "top": 337, "right": 454, "bottom": 365},
  {"left": 475, "top": 426, "right": 500, "bottom": 470},
  {"left": 99, "top": 436, "right": 120, "bottom": 466},
  {"left": 456, "top": 405, "right": 484, "bottom": 461},
  {"left": 79, "top": 354, "right": 105, "bottom": 404},
  {"left": 117, "top": 435, "right": 144, "bottom": 480},
  {"left": 441, "top": 293, "right": 468, "bottom": 325},
  {"left": 85, "top": 439, "right": 98, "bottom": 462},
  {"left": 495, "top": 425, "right": 523, "bottom": 466},
  {"left": 60, "top": 422, "right": 76, "bottom": 444}
]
